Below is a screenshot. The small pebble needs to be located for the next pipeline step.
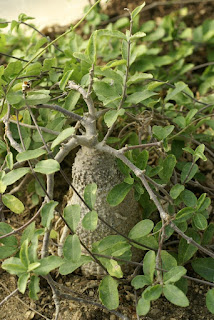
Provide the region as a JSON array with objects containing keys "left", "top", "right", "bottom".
[{"left": 110, "top": 315, "right": 117, "bottom": 320}]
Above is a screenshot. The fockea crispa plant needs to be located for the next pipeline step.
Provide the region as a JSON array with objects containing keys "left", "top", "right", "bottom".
[{"left": 0, "top": 1, "right": 214, "bottom": 318}]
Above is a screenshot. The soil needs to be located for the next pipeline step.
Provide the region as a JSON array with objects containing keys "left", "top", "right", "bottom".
[{"left": 1, "top": 1, "right": 214, "bottom": 320}]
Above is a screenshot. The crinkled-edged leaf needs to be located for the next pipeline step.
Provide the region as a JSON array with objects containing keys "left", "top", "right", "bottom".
[
  {"left": 163, "top": 266, "right": 187, "bottom": 284},
  {"left": 82, "top": 210, "right": 98, "bottom": 231},
  {"left": 143, "top": 250, "right": 156, "bottom": 282},
  {"left": 59, "top": 255, "right": 92, "bottom": 275},
  {"left": 6, "top": 152, "right": 13, "bottom": 170},
  {"left": 126, "top": 90, "right": 157, "bottom": 104},
  {"left": 29, "top": 275, "right": 40, "bottom": 300},
  {"left": 51, "top": 127, "right": 75, "bottom": 149},
  {"left": 41, "top": 201, "right": 58, "bottom": 228},
  {"left": 101, "top": 59, "right": 127, "bottom": 71},
  {"left": 136, "top": 297, "right": 150, "bottom": 316},
  {"left": 59, "top": 70, "right": 74, "bottom": 91},
  {"left": 107, "top": 182, "right": 132, "bottom": 207},
  {"left": 21, "top": 222, "right": 35, "bottom": 245},
  {"left": 127, "top": 72, "right": 153, "bottom": 86},
  {"left": 170, "top": 184, "right": 185, "bottom": 199},
  {"left": 97, "top": 29, "right": 126, "bottom": 40},
  {"left": 161, "top": 250, "right": 177, "bottom": 271},
  {"left": 4, "top": 61, "right": 22, "bottom": 80},
  {"left": 64, "top": 204, "right": 80, "bottom": 232},
  {"left": 165, "top": 81, "right": 188, "bottom": 101},
  {"left": 85, "top": 30, "right": 97, "bottom": 63},
  {"left": 2, "top": 257, "right": 27, "bottom": 275},
  {"left": 17, "top": 148, "right": 47, "bottom": 162},
  {"left": 84, "top": 183, "right": 97, "bottom": 210},
  {"left": 26, "top": 90, "right": 50, "bottom": 105},
  {"left": 34, "top": 159, "right": 60, "bottom": 174},
  {"left": 2, "top": 168, "right": 30, "bottom": 186},
  {"left": 7, "top": 91, "right": 23, "bottom": 104},
  {"left": 181, "top": 163, "right": 198, "bottom": 183},
  {"left": 73, "top": 52, "right": 91, "bottom": 64},
  {"left": 163, "top": 284, "right": 189, "bottom": 307},
  {"left": 128, "top": 219, "right": 154, "bottom": 240},
  {"left": 0, "top": 246, "right": 18, "bottom": 259},
  {"left": 131, "top": 2, "right": 146, "bottom": 20},
  {"left": 131, "top": 275, "right": 151, "bottom": 289},
  {"left": 192, "top": 258, "right": 214, "bottom": 282},
  {"left": 152, "top": 125, "right": 174, "bottom": 140},
  {"left": 25, "top": 62, "right": 42, "bottom": 76},
  {"left": 99, "top": 276, "right": 119, "bottom": 310},
  {"left": 2, "top": 194, "right": 24, "bottom": 214},
  {"left": 34, "top": 256, "right": 63, "bottom": 276},
  {"left": 63, "top": 234, "right": 81, "bottom": 262},
  {"left": 104, "top": 109, "right": 125, "bottom": 128},
  {"left": 194, "top": 144, "right": 207, "bottom": 162},
  {"left": 18, "top": 272, "right": 30, "bottom": 294},
  {"left": 206, "top": 289, "right": 214, "bottom": 314},
  {"left": 131, "top": 31, "right": 146, "bottom": 40},
  {"left": 20, "top": 239, "right": 29, "bottom": 267}
]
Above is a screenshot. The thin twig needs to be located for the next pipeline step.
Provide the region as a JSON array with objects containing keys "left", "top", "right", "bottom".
[
  {"left": 0, "top": 281, "right": 51, "bottom": 320},
  {"left": 120, "top": 141, "right": 162, "bottom": 153},
  {"left": 33, "top": 104, "right": 83, "bottom": 121},
  {"left": 10, "top": 119, "right": 59, "bottom": 135}
]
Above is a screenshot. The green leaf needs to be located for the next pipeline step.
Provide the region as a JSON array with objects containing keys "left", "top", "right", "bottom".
[
  {"left": 104, "top": 109, "right": 125, "bottom": 128},
  {"left": 26, "top": 90, "right": 50, "bottom": 105},
  {"left": 82, "top": 210, "right": 98, "bottom": 231},
  {"left": 27, "top": 262, "right": 41, "bottom": 272},
  {"left": 163, "top": 266, "right": 187, "bottom": 284},
  {"left": 0, "top": 246, "right": 18, "bottom": 259},
  {"left": 6, "top": 152, "right": 13, "bottom": 170},
  {"left": 107, "top": 182, "right": 132, "bottom": 207},
  {"left": 2, "top": 194, "right": 24, "bottom": 214},
  {"left": 126, "top": 90, "right": 157, "bottom": 104},
  {"left": 131, "top": 31, "right": 146, "bottom": 40},
  {"left": 206, "top": 289, "right": 214, "bottom": 314},
  {"left": 128, "top": 219, "right": 154, "bottom": 240},
  {"left": 0, "top": 222, "right": 18, "bottom": 249},
  {"left": 178, "top": 229, "right": 200, "bottom": 264},
  {"left": 159, "top": 154, "right": 176, "bottom": 183},
  {"left": 136, "top": 297, "right": 150, "bottom": 316},
  {"left": 59, "top": 70, "right": 74, "bottom": 91},
  {"left": 64, "top": 204, "right": 80, "bottom": 232},
  {"left": 165, "top": 81, "right": 188, "bottom": 102},
  {"left": 25, "top": 62, "right": 42, "bottom": 76},
  {"left": 63, "top": 234, "right": 81, "bottom": 262},
  {"left": 34, "top": 256, "right": 63, "bottom": 276},
  {"left": 99, "top": 276, "right": 119, "bottom": 310},
  {"left": 18, "top": 13, "right": 35, "bottom": 22},
  {"left": 29, "top": 276, "right": 40, "bottom": 300},
  {"left": 192, "top": 258, "right": 214, "bottom": 282},
  {"left": 2, "top": 168, "right": 30, "bottom": 186},
  {"left": 170, "top": 184, "right": 185, "bottom": 199},
  {"left": 152, "top": 125, "right": 174, "bottom": 140},
  {"left": 41, "top": 201, "right": 58, "bottom": 228},
  {"left": 193, "top": 213, "right": 208, "bottom": 230},
  {"left": 143, "top": 251, "right": 156, "bottom": 282},
  {"left": 2, "top": 257, "right": 27, "bottom": 275},
  {"left": 85, "top": 30, "right": 97, "bottom": 63},
  {"left": 51, "top": 127, "right": 75, "bottom": 149},
  {"left": 97, "top": 29, "right": 126, "bottom": 40},
  {"left": 84, "top": 183, "right": 97, "bottom": 210},
  {"left": 181, "top": 163, "right": 198, "bottom": 183},
  {"left": 194, "top": 144, "right": 207, "bottom": 162},
  {"left": 181, "top": 189, "right": 197, "bottom": 207},
  {"left": 100, "top": 259, "right": 123, "bottom": 278},
  {"left": 143, "top": 284, "right": 162, "bottom": 301},
  {"left": 131, "top": 275, "right": 151, "bottom": 289},
  {"left": 127, "top": 72, "right": 153, "bottom": 86},
  {"left": 163, "top": 284, "right": 189, "bottom": 307},
  {"left": 175, "top": 207, "right": 195, "bottom": 223},
  {"left": 59, "top": 255, "right": 92, "bottom": 275},
  {"left": 161, "top": 251, "right": 177, "bottom": 271},
  {"left": 101, "top": 59, "right": 127, "bottom": 71},
  {"left": 136, "top": 150, "right": 149, "bottom": 170},
  {"left": 202, "top": 223, "right": 214, "bottom": 245},
  {"left": 18, "top": 273, "right": 30, "bottom": 294},
  {"left": 20, "top": 240, "right": 29, "bottom": 267},
  {"left": 17, "top": 149, "right": 47, "bottom": 162},
  {"left": 4, "top": 61, "right": 22, "bottom": 80},
  {"left": 34, "top": 159, "right": 60, "bottom": 174},
  {"left": 131, "top": 2, "right": 146, "bottom": 20}
]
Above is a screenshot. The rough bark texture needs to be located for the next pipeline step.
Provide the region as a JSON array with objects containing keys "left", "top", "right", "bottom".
[{"left": 66, "top": 146, "right": 142, "bottom": 276}]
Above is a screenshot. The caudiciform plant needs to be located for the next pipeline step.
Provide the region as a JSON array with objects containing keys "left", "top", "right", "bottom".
[{"left": 0, "top": 1, "right": 214, "bottom": 318}]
